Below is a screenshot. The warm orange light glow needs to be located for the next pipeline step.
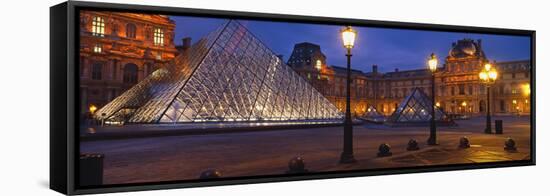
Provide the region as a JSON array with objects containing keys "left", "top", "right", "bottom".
[
  {"left": 484, "top": 63, "right": 492, "bottom": 71},
  {"left": 461, "top": 101, "right": 467, "bottom": 107},
  {"left": 488, "top": 69, "right": 498, "bottom": 80},
  {"left": 428, "top": 53, "right": 438, "bottom": 72},
  {"left": 522, "top": 83, "right": 531, "bottom": 96},
  {"left": 89, "top": 104, "right": 97, "bottom": 114},
  {"left": 341, "top": 26, "right": 357, "bottom": 49},
  {"left": 479, "top": 62, "right": 498, "bottom": 84},
  {"left": 479, "top": 72, "right": 488, "bottom": 81},
  {"left": 435, "top": 102, "right": 441, "bottom": 107},
  {"left": 513, "top": 100, "right": 517, "bottom": 104}
]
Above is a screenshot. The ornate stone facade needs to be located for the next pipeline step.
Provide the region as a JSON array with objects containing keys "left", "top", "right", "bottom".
[
  {"left": 288, "top": 39, "right": 531, "bottom": 117},
  {"left": 79, "top": 11, "right": 177, "bottom": 118}
]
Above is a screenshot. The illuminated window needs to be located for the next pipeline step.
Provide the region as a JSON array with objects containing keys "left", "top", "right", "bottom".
[
  {"left": 126, "top": 23, "right": 136, "bottom": 38},
  {"left": 93, "top": 44, "right": 102, "bottom": 53},
  {"left": 153, "top": 28, "right": 164, "bottom": 46},
  {"left": 92, "top": 16, "right": 105, "bottom": 37},
  {"left": 156, "top": 52, "right": 162, "bottom": 60},
  {"left": 315, "top": 59, "right": 322, "bottom": 70}
]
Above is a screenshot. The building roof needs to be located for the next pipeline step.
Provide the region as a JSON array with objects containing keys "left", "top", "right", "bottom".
[{"left": 330, "top": 65, "right": 364, "bottom": 75}]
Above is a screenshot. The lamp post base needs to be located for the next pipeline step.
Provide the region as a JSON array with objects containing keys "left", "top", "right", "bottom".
[
  {"left": 339, "top": 152, "right": 356, "bottom": 164},
  {"left": 426, "top": 137, "right": 438, "bottom": 146},
  {"left": 484, "top": 128, "right": 492, "bottom": 134}
]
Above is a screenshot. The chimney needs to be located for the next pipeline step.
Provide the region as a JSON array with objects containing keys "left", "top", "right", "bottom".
[
  {"left": 182, "top": 37, "right": 192, "bottom": 51},
  {"left": 395, "top": 68, "right": 399, "bottom": 72},
  {"left": 372, "top": 64, "right": 378, "bottom": 73}
]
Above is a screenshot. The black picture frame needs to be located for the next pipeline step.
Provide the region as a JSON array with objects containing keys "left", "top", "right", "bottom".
[{"left": 50, "top": 1, "right": 536, "bottom": 195}]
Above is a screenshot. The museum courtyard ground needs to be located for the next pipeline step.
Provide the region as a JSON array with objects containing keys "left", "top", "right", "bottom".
[{"left": 80, "top": 115, "right": 531, "bottom": 185}]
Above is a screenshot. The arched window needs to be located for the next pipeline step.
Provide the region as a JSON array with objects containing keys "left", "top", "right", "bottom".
[
  {"left": 91, "top": 63, "right": 102, "bottom": 80},
  {"left": 91, "top": 16, "right": 105, "bottom": 37},
  {"left": 123, "top": 63, "right": 138, "bottom": 84},
  {"left": 126, "top": 23, "right": 136, "bottom": 38}
]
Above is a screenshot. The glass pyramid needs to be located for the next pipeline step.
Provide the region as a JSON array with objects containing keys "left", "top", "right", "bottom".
[
  {"left": 385, "top": 88, "right": 455, "bottom": 126},
  {"left": 362, "top": 106, "right": 385, "bottom": 123},
  {"left": 95, "top": 20, "right": 343, "bottom": 124}
]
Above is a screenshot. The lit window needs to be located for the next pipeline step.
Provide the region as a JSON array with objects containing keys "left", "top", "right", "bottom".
[
  {"left": 93, "top": 44, "right": 102, "bottom": 53},
  {"left": 153, "top": 28, "right": 164, "bottom": 46},
  {"left": 126, "top": 23, "right": 136, "bottom": 38},
  {"left": 156, "top": 52, "right": 162, "bottom": 60},
  {"left": 92, "top": 16, "right": 105, "bottom": 37},
  {"left": 315, "top": 60, "right": 322, "bottom": 70}
]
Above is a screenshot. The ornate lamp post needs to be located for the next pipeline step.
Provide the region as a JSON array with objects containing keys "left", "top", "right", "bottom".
[
  {"left": 427, "top": 53, "right": 438, "bottom": 145},
  {"left": 479, "top": 63, "right": 498, "bottom": 134},
  {"left": 339, "top": 26, "right": 357, "bottom": 164}
]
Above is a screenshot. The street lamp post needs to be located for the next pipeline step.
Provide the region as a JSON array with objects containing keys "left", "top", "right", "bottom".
[
  {"left": 339, "top": 26, "right": 357, "bottom": 164},
  {"left": 479, "top": 63, "right": 498, "bottom": 134},
  {"left": 427, "top": 53, "right": 438, "bottom": 145}
]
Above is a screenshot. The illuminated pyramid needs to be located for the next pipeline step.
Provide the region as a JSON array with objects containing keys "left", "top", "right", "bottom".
[
  {"left": 361, "top": 106, "right": 385, "bottom": 123},
  {"left": 95, "top": 20, "right": 342, "bottom": 123},
  {"left": 385, "top": 88, "right": 455, "bottom": 126}
]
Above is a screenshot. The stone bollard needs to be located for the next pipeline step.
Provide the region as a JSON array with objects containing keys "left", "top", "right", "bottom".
[
  {"left": 199, "top": 169, "right": 222, "bottom": 179},
  {"left": 504, "top": 137, "right": 517, "bottom": 152},
  {"left": 377, "top": 143, "right": 392, "bottom": 157},
  {"left": 407, "top": 139, "right": 420, "bottom": 151},
  {"left": 495, "top": 120, "right": 503, "bottom": 134},
  {"left": 286, "top": 156, "right": 308, "bottom": 174},
  {"left": 79, "top": 153, "right": 104, "bottom": 186},
  {"left": 458, "top": 136, "right": 470, "bottom": 148}
]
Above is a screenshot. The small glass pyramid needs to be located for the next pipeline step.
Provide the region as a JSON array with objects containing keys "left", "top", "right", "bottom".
[{"left": 385, "top": 87, "right": 455, "bottom": 126}]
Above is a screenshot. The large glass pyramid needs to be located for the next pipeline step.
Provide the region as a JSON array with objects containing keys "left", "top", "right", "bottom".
[
  {"left": 95, "top": 20, "right": 343, "bottom": 124},
  {"left": 385, "top": 88, "right": 455, "bottom": 126}
]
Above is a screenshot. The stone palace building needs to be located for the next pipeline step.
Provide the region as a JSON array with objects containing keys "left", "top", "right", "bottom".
[
  {"left": 79, "top": 11, "right": 177, "bottom": 118},
  {"left": 287, "top": 39, "right": 531, "bottom": 117}
]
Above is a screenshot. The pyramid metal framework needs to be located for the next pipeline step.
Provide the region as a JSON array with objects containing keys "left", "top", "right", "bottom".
[
  {"left": 95, "top": 20, "right": 343, "bottom": 124},
  {"left": 385, "top": 88, "right": 455, "bottom": 126}
]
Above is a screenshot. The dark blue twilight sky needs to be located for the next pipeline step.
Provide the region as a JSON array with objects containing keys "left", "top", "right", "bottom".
[{"left": 170, "top": 16, "right": 530, "bottom": 73}]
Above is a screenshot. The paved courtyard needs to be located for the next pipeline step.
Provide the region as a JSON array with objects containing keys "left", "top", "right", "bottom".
[{"left": 80, "top": 116, "right": 531, "bottom": 185}]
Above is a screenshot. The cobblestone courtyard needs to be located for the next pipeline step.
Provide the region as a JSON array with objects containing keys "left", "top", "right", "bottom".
[{"left": 80, "top": 116, "right": 531, "bottom": 185}]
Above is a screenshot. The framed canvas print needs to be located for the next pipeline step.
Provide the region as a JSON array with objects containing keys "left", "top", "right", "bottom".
[{"left": 50, "top": 1, "right": 535, "bottom": 194}]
